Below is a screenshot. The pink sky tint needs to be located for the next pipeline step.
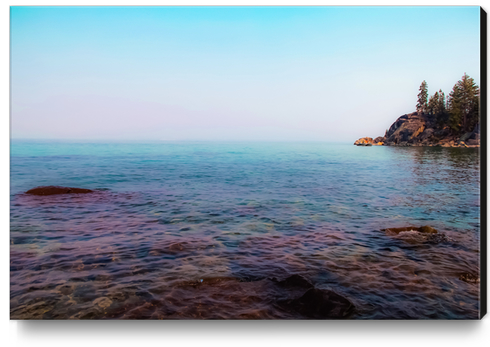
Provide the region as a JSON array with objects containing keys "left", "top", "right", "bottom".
[{"left": 11, "top": 6, "right": 480, "bottom": 142}]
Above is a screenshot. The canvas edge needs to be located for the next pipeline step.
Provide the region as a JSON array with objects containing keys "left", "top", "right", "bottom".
[{"left": 480, "top": 5, "right": 487, "bottom": 320}]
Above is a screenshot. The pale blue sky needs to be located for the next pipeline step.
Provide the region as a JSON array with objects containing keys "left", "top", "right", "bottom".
[{"left": 10, "top": 6, "right": 481, "bottom": 142}]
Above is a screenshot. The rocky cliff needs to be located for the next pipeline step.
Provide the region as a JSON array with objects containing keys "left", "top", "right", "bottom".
[{"left": 354, "top": 112, "right": 480, "bottom": 147}]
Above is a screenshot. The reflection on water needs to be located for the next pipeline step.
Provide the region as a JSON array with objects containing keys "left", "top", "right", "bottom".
[{"left": 10, "top": 142, "right": 480, "bottom": 319}]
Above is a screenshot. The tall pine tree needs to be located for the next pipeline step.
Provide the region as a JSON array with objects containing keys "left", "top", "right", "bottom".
[
  {"left": 436, "top": 89, "right": 447, "bottom": 125},
  {"left": 448, "top": 73, "right": 479, "bottom": 133},
  {"left": 428, "top": 89, "right": 447, "bottom": 125},
  {"left": 428, "top": 91, "right": 439, "bottom": 116},
  {"left": 416, "top": 81, "right": 428, "bottom": 114}
]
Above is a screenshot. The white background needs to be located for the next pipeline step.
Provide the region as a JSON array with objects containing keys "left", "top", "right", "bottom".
[{"left": 3, "top": 1, "right": 489, "bottom": 346}]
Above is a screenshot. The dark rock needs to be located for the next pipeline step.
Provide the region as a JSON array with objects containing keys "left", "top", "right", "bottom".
[
  {"left": 271, "top": 275, "right": 355, "bottom": 318},
  {"left": 418, "top": 128, "right": 434, "bottom": 141},
  {"left": 385, "top": 112, "right": 426, "bottom": 145},
  {"left": 459, "top": 273, "right": 480, "bottom": 284},
  {"left": 425, "top": 233, "right": 453, "bottom": 244},
  {"left": 276, "top": 274, "right": 314, "bottom": 289},
  {"left": 468, "top": 123, "right": 480, "bottom": 140},
  {"left": 434, "top": 127, "right": 451, "bottom": 138},
  {"left": 278, "top": 288, "right": 355, "bottom": 319},
  {"left": 25, "top": 186, "right": 94, "bottom": 196},
  {"left": 459, "top": 132, "right": 473, "bottom": 142}
]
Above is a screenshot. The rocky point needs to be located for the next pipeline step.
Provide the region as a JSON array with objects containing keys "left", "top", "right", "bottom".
[{"left": 355, "top": 111, "right": 480, "bottom": 147}]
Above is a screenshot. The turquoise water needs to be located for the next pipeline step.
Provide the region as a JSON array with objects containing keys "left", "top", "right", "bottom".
[{"left": 10, "top": 141, "right": 481, "bottom": 319}]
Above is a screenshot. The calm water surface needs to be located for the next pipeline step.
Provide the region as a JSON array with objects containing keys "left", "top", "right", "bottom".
[{"left": 10, "top": 141, "right": 481, "bottom": 319}]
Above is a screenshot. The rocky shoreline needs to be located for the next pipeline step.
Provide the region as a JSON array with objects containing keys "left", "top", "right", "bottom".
[{"left": 354, "top": 111, "right": 480, "bottom": 148}]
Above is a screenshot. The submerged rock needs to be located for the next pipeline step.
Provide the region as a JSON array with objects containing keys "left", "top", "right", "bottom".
[
  {"left": 382, "top": 225, "right": 453, "bottom": 244},
  {"left": 424, "top": 233, "right": 454, "bottom": 244},
  {"left": 25, "top": 186, "right": 94, "bottom": 196},
  {"left": 166, "top": 274, "right": 356, "bottom": 319},
  {"left": 276, "top": 274, "right": 314, "bottom": 289},
  {"left": 383, "top": 226, "right": 438, "bottom": 234},
  {"left": 278, "top": 288, "right": 355, "bottom": 319},
  {"left": 273, "top": 275, "right": 355, "bottom": 319},
  {"left": 418, "top": 225, "right": 438, "bottom": 234},
  {"left": 459, "top": 273, "right": 480, "bottom": 284}
]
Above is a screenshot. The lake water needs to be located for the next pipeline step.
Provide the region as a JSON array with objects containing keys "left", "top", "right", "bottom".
[{"left": 10, "top": 141, "right": 481, "bottom": 319}]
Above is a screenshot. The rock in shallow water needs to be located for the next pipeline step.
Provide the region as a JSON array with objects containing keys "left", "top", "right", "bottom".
[
  {"left": 273, "top": 275, "right": 355, "bottom": 319},
  {"left": 275, "top": 274, "right": 314, "bottom": 289},
  {"left": 424, "top": 233, "right": 453, "bottom": 244},
  {"left": 354, "top": 137, "right": 374, "bottom": 146},
  {"left": 459, "top": 273, "right": 480, "bottom": 284},
  {"left": 25, "top": 186, "right": 94, "bottom": 196},
  {"left": 175, "top": 274, "right": 356, "bottom": 319},
  {"left": 382, "top": 226, "right": 453, "bottom": 244},
  {"left": 277, "top": 287, "right": 355, "bottom": 319},
  {"left": 383, "top": 226, "right": 438, "bottom": 234}
]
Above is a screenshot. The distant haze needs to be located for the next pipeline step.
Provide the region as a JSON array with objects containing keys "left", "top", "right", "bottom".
[{"left": 11, "top": 6, "right": 480, "bottom": 142}]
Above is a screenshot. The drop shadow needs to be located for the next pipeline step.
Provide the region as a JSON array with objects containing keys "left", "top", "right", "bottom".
[{"left": 16, "top": 318, "right": 484, "bottom": 341}]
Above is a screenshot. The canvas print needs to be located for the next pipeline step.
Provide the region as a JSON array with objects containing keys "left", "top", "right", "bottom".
[{"left": 10, "top": 6, "right": 485, "bottom": 320}]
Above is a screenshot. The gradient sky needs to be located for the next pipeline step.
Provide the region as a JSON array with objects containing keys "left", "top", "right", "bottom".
[{"left": 10, "top": 6, "right": 481, "bottom": 142}]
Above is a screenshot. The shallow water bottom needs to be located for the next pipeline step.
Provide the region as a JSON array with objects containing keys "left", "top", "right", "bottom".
[
  {"left": 10, "top": 192, "right": 480, "bottom": 320},
  {"left": 10, "top": 143, "right": 481, "bottom": 319}
]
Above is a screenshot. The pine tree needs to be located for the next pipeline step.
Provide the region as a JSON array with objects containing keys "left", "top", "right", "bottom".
[
  {"left": 428, "top": 89, "right": 447, "bottom": 126},
  {"left": 436, "top": 89, "right": 447, "bottom": 125},
  {"left": 416, "top": 81, "right": 428, "bottom": 114},
  {"left": 428, "top": 91, "right": 439, "bottom": 116},
  {"left": 448, "top": 86, "right": 461, "bottom": 132},
  {"left": 448, "top": 73, "right": 479, "bottom": 133}
]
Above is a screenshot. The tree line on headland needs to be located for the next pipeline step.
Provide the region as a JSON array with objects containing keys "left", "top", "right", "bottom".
[
  {"left": 354, "top": 73, "right": 480, "bottom": 147},
  {"left": 417, "top": 73, "right": 479, "bottom": 134}
]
